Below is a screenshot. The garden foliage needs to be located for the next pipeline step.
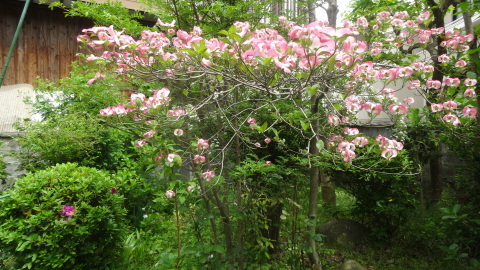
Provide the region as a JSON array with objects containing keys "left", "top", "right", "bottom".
[
  {"left": 3, "top": 0, "right": 480, "bottom": 268},
  {"left": 0, "top": 163, "right": 128, "bottom": 269}
]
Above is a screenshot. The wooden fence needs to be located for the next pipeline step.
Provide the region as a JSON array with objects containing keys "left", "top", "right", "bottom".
[{"left": 0, "top": 0, "right": 93, "bottom": 86}]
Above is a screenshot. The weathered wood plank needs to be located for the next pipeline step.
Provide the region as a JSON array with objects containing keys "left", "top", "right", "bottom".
[{"left": 1, "top": 0, "right": 93, "bottom": 86}]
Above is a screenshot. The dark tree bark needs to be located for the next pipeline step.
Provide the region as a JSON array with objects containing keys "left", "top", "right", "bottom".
[{"left": 306, "top": 94, "right": 321, "bottom": 268}]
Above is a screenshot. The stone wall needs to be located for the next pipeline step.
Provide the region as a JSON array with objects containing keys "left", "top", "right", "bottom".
[{"left": 0, "top": 137, "right": 25, "bottom": 191}]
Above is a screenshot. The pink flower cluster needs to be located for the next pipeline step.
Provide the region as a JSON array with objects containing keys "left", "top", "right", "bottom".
[
  {"left": 100, "top": 88, "right": 171, "bottom": 116},
  {"left": 376, "top": 135, "right": 404, "bottom": 160},
  {"left": 334, "top": 135, "right": 369, "bottom": 162},
  {"left": 60, "top": 205, "right": 76, "bottom": 217},
  {"left": 81, "top": 11, "right": 479, "bottom": 164}
]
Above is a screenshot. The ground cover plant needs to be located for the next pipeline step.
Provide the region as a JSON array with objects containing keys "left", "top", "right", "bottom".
[{"left": 1, "top": 0, "right": 479, "bottom": 269}]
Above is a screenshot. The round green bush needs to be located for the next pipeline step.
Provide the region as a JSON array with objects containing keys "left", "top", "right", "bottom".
[{"left": 0, "top": 163, "right": 128, "bottom": 269}]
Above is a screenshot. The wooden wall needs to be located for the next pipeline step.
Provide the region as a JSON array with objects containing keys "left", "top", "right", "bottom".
[{"left": 0, "top": 0, "right": 93, "bottom": 86}]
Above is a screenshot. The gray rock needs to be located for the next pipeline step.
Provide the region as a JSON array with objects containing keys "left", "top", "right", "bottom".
[
  {"left": 342, "top": 259, "right": 368, "bottom": 270},
  {"left": 317, "top": 219, "right": 369, "bottom": 249}
]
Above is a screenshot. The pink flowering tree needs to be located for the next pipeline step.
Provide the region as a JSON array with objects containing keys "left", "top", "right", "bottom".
[{"left": 77, "top": 8, "right": 477, "bottom": 267}]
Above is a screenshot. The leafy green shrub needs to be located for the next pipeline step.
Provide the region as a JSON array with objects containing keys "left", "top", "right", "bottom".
[
  {"left": 0, "top": 163, "right": 128, "bottom": 269},
  {"left": 322, "top": 145, "right": 419, "bottom": 237},
  {"left": 0, "top": 141, "right": 8, "bottom": 184},
  {"left": 15, "top": 114, "right": 139, "bottom": 172},
  {"left": 15, "top": 115, "right": 104, "bottom": 171}
]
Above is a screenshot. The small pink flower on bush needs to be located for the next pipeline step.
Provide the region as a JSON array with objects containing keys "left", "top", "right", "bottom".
[
  {"left": 254, "top": 142, "right": 261, "bottom": 147},
  {"left": 388, "top": 104, "right": 408, "bottom": 114},
  {"left": 443, "top": 112, "right": 461, "bottom": 126},
  {"left": 167, "top": 153, "right": 176, "bottom": 163},
  {"left": 443, "top": 77, "right": 460, "bottom": 87},
  {"left": 197, "top": 139, "right": 209, "bottom": 150},
  {"left": 246, "top": 117, "right": 256, "bottom": 126},
  {"left": 381, "top": 148, "right": 398, "bottom": 160},
  {"left": 443, "top": 100, "right": 457, "bottom": 110},
  {"left": 264, "top": 138, "right": 271, "bottom": 144},
  {"left": 341, "top": 149, "right": 356, "bottom": 162},
  {"left": 455, "top": 60, "right": 467, "bottom": 68},
  {"left": 86, "top": 72, "right": 105, "bottom": 85},
  {"left": 426, "top": 80, "right": 441, "bottom": 89},
  {"left": 111, "top": 187, "right": 117, "bottom": 194},
  {"left": 462, "top": 107, "right": 477, "bottom": 118},
  {"left": 202, "top": 170, "right": 215, "bottom": 182},
  {"left": 136, "top": 140, "right": 147, "bottom": 147},
  {"left": 402, "top": 97, "right": 414, "bottom": 106},
  {"left": 351, "top": 137, "right": 368, "bottom": 147},
  {"left": 187, "top": 185, "right": 196, "bottom": 193},
  {"left": 193, "top": 155, "right": 206, "bottom": 164},
  {"left": 464, "top": 88, "right": 476, "bottom": 98},
  {"left": 343, "top": 127, "right": 359, "bottom": 136},
  {"left": 264, "top": 161, "right": 272, "bottom": 165},
  {"left": 174, "top": 129, "right": 184, "bottom": 136},
  {"left": 464, "top": 78, "right": 477, "bottom": 86},
  {"left": 61, "top": 205, "right": 76, "bottom": 217},
  {"left": 328, "top": 115, "right": 340, "bottom": 126},
  {"left": 143, "top": 130, "right": 156, "bottom": 138},
  {"left": 165, "top": 190, "right": 176, "bottom": 198},
  {"left": 167, "top": 109, "right": 186, "bottom": 117},
  {"left": 431, "top": 103, "right": 443, "bottom": 112}
]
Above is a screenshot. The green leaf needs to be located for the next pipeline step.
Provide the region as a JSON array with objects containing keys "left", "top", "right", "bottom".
[
  {"left": 178, "top": 196, "right": 186, "bottom": 204},
  {"left": 452, "top": 204, "right": 461, "bottom": 214},
  {"left": 466, "top": 48, "right": 480, "bottom": 55},
  {"left": 258, "top": 122, "right": 268, "bottom": 132},
  {"left": 212, "top": 245, "right": 225, "bottom": 254},
  {"left": 306, "top": 84, "right": 320, "bottom": 97},
  {"left": 316, "top": 140, "right": 324, "bottom": 151},
  {"left": 300, "top": 120, "right": 310, "bottom": 130},
  {"left": 218, "top": 30, "right": 229, "bottom": 36},
  {"left": 466, "top": 71, "right": 477, "bottom": 79},
  {"left": 16, "top": 241, "right": 30, "bottom": 252}
]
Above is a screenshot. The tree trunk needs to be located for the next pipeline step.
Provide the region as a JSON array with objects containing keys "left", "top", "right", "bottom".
[
  {"left": 425, "top": 0, "right": 449, "bottom": 205},
  {"left": 306, "top": 95, "right": 321, "bottom": 269},
  {"left": 233, "top": 89, "right": 245, "bottom": 269},
  {"left": 430, "top": 145, "right": 443, "bottom": 204},
  {"left": 307, "top": 0, "right": 316, "bottom": 23},
  {"left": 260, "top": 202, "right": 283, "bottom": 255},
  {"left": 320, "top": 169, "right": 336, "bottom": 208},
  {"left": 326, "top": 0, "right": 338, "bottom": 27}
]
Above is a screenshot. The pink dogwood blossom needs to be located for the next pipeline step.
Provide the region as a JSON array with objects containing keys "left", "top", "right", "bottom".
[
  {"left": 443, "top": 112, "right": 461, "bottom": 126},
  {"left": 343, "top": 127, "right": 359, "bottom": 136},
  {"left": 402, "top": 97, "right": 415, "bottom": 106},
  {"left": 431, "top": 103, "right": 444, "bottom": 112},
  {"left": 143, "top": 130, "right": 156, "bottom": 138},
  {"left": 464, "top": 88, "right": 476, "bottom": 98},
  {"left": 381, "top": 148, "right": 398, "bottom": 160},
  {"left": 136, "top": 140, "right": 147, "bottom": 147},
  {"left": 197, "top": 139, "right": 209, "bottom": 150},
  {"left": 202, "top": 170, "right": 215, "bottom": 181},
  {"left": 165, "top": 190, "right": 176, "bottom": 198},
  {"left": 443, "top": 100, "right": 458, "bottom": 110},
  {"left": 174, "top": 129, "right": 184, "bottom": 136},
  {"left": 193, "top": 155, "right": 206, "bottom": 164},
  {"left": 462, "top": 107, "right": 477, "bottom": 118},
  {"left": 341, "top": 149, "right": 356, "bottom": 162},
  {"left": 464, "top": 78, "right": 477, "bottom": 86},
  {"left": 388, "top": 104, "right": 408, "bottom": 114},
  {"left": 328, "top": 115, "right": 340, "bottom": 126}
]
